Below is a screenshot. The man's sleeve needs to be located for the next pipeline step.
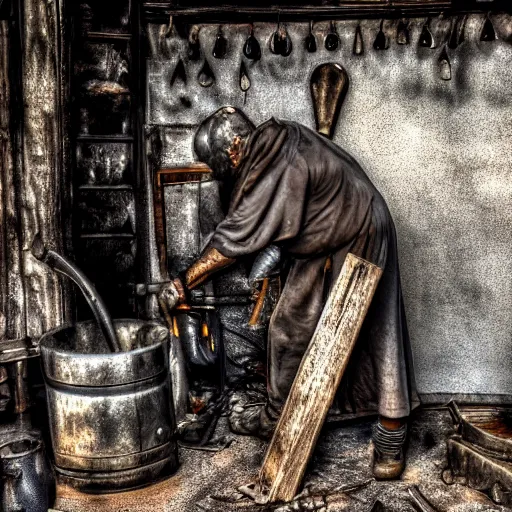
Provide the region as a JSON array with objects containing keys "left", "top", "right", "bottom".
[{"left": 210, "top": 148, "right": 308, "bottom": 259}]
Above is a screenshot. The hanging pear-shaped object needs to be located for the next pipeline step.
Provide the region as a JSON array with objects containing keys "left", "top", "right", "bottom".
[
  {"left": 197, "top": 59, "right": 215, "bottom": 87},
  {"left": 270, "top": 24, "right": 292, "bottom": 56},
  {"left": 325, "top": 21, "right": 340, "bottom": 51},
  {"left": 419, "top": 19, "right": 435, "bottom": 48},
  {"left": 170, "top": 58, "right": 187, "bottom": 86},
  {"left": 396, "top": 19, "right": 410, "bottom": 45},
  {"left": 239, "top": 61, "right": 250, "bottom": 92},
  {"left": 310, "top": 63, "right": 349, "bottom": 139},
  {"left": 353, "top": 24, "right": 364, "bottom": 55},
  {"left": 374, "top": 20, "right": 388, "bottom": 50},
  {"left": 213, "top": 26, "right": 228, "bottom": 58},
  {"left": 243, "top": 27, "right": 261, "bottom": 61},
  {"left": 480, "top": 13, "right": 496, "bottom": 42},
  {"left": 188, "top": 25, "right": 201, "bottom": 61},
  {"left": 438, "top": 45, "right": 451, "bottom": 81},
  {"left": 305, "top": 21, "right": 317, "bottom": 53}
]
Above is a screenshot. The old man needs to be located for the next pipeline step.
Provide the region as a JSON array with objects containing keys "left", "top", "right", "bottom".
[{"left": 168, "top": 106, "right": 417, "bottom": 479}]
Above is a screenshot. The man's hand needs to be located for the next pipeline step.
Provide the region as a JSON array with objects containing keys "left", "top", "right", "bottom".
[{"left": 157, "top": 280, "right": 185, "bottom": 311}]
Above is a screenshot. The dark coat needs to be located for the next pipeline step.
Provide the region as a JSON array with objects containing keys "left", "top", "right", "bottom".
[{"left": 211, "top": 118, "right": 418, "bottom": 419}]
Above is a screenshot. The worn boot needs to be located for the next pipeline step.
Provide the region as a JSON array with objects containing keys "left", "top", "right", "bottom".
[
  {"left": 228, "top": 402, "right": 277, "bottom": 440},
  {"left": 372, "top": 417, "right": 407, "bottom": 480}
]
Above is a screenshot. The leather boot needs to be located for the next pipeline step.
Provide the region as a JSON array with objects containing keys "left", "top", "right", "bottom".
[
  {"left": 228, "top": 403, "right": 277, "bottom": 440},
  {"left": 372, "top": 418, "right": 407, "bottom": 480}
]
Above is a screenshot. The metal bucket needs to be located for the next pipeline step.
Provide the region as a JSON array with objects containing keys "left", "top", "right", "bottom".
[{"left": 40, "top": 319, "right": 178, "bottom": 493}]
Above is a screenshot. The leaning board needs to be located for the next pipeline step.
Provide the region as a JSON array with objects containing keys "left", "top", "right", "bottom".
[{"left": 259, "top": 253, "right": 383, "bottom": 503}]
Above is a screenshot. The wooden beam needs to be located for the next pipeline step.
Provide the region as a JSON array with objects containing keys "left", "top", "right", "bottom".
[
  {"left": 143, "top": 1, "right": 511, "bottom": 23},
  {"left": 0, "top": 20, "right": 26, "bottom": 342},
  {"left": 259, "top": 253, "right": 383, "bottom": 503},
  {"left": 20, "top": 0, "right": 70, "bottom": 338}
]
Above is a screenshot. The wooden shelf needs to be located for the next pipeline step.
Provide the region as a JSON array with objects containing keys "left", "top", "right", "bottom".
[
  {"left": 79, "top": 233, "right": 135, "bottom": 239},
  {"left": 78, "top": 184, "right": 133, "bottom": 191},
  {"left": 76, "top": 134, "right": 134, "bottom": 143},
  {"left": 143, "top": 1, "right": 509, "bottom": 22},
  {"left": 84, "top": 31, "right": 131, "bottom": 42}
]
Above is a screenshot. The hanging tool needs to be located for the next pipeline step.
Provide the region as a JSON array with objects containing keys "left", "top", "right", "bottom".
[
  {"left": 419, "top": 18, "right": 435, "bottom": 48},
  {"left": 270, "top": 22, "right": 293, "bottom": 56},
  {"left": 239, "top": 61, "right": 250, "bottom": 105},
  {"left": 244, "top": 24, "right": 261, "bottom": 61},
  {"left": 305, "top": 21, "right": 317, "bottom": 53},
  {"left": 374, "top": 19, "right": 388, "bottom": 50},
  {"left": 353, "top": 24, "right": 364, "bottom": 55},
  {"left": 213, "top": 25, "right": 228, "bottom": 58},
  {"left": 325, "top": 21, "right": 340, "bottom": 51},
  {"left": 438, "top": 44, "right": 451, "bottom": 81}
]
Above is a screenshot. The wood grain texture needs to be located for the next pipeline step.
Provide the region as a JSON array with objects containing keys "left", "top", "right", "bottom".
[
  {"left": 21, "top": 0, "right": 69, "bottom": 338},
  {"left": 259, "top": 253, "right": 383, "bottom": 503},
  {"left": 0, "top": 20, "right": 26, "bottom": 341}
]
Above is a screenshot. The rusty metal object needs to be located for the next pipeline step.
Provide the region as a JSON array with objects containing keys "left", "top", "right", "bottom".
[
  {"left": 444, "top": 436, "right": 512, "bottom": 508},
  {"left": 185, "top": 247, "right": 236, "bottom": 289},
  {"left": 0, "top": 435, "right": 55, "bottom": 512},
  {"left": 40, "top": 319, "right": 178, "bottom": 493},
  {"left": 448, "top": 401, "right": 512, "bottom": 461},
  {"left": 8, "top": 361, "right": 29, "bottom": 414},
  {"left": 248, "top": 278, "right": 269, "bottom": 328},
  {"left": 310, "top": 63, "right": 349, "bottom": 139}
]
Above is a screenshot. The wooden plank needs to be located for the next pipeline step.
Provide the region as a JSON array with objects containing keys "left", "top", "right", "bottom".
[
  {"left": 21, "top": 0, "right": 70, "bottom": 338},
  {"left": 0, "top": 20, "right": 26, "bottom": 342},
  {"left": 259, "top": 253, "right": 383, "bottom": 503}
]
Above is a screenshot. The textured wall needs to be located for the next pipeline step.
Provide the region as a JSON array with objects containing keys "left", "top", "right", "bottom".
[{"left": 146, "top": 16, "right": 512, "bottom": 400}]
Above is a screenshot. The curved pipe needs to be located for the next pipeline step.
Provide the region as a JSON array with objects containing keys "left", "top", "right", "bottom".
[{"left": 31, "top": 235, "right": 120, "bottom": 353}]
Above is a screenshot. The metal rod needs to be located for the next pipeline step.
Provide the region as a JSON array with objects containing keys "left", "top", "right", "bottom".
[{"left": 31, "top": 235, "right": 121, "bottom": 353}]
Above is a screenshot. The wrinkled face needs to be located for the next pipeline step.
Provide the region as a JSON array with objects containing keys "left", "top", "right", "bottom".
[{"left": 193, "top": 106, "right": 255, "bottom": 181}]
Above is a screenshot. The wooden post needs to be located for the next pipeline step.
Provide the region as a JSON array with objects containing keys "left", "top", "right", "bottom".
[
  {"left": 259, "top": 253, "right": 383, "bottom": 503},
  {"left": 20, "top": 0, "right": 70, "bottom": 338}
]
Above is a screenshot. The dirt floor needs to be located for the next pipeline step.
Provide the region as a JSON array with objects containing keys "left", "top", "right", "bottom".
[{"left": 52, "top": 408, "right": 512, "bottom": 512}]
